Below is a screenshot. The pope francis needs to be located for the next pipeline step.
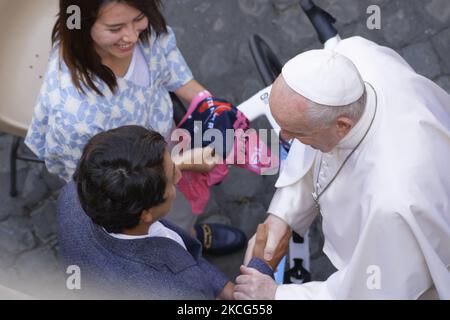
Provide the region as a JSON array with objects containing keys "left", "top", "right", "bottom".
[{"left": 236, "top": 36, "right": 450, "bottom": 300}]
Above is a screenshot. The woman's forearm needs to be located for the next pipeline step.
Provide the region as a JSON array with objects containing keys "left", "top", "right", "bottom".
[{"left": 175, "top": 79, "right": 207, "bottom": 104}]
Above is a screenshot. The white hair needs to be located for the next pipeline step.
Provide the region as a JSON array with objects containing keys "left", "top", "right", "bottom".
[{"left": 306, "top": 89, "right": 367, "bottom": 127}]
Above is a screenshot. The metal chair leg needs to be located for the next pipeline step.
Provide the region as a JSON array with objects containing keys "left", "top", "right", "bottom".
[
  {"left": 10, "top": 136, "right": 21, "bottom": 197},
  {"left": 171, "top": 92, "right": 187, "bottom": 126}
]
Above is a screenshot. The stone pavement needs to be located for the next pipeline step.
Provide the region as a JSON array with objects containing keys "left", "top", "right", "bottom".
[{"left": 0, "top": 0, "right": 449, "bottom": 299}]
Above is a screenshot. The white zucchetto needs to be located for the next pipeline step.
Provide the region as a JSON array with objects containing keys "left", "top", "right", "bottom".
[{"left": 282, "top": 49, "right": 365, "bottom": 106}]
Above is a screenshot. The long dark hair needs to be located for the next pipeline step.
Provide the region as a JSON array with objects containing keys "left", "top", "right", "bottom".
[
  {"left": 52, "top": 0, "right": 167, "bottom": 96},
  {"left": 75, "top": 125, "right": 168, "bottom": 233}
]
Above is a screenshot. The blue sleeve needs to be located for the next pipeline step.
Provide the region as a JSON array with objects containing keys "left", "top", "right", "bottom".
[
  {"left": 197, "top": 257, "right": 229, "bottom": 298},
  {"left": 159, "top": 27, "right": 193, "bottom": 92},
  {"left": 247, "top": 258, "right": 275, "bottom": 279}
]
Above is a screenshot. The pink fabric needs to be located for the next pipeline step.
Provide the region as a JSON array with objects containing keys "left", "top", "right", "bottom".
[
  {"left": 175, "top": 92, "right": 278, "bottom": 215},
  {"left": 225, "top": 109, "right": 275, "bottom": 175}
]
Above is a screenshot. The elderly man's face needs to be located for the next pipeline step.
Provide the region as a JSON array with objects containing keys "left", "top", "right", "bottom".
[{"left": 269, "top": 77, "right": 341, "bottom": 153}]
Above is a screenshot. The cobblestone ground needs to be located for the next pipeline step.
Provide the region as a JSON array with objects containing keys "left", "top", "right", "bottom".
[{"left": 0, "top": 0, "right": 449, "bottom": 298}]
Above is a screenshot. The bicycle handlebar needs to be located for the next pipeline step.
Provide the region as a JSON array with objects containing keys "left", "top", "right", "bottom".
[{"left": 299, "top": 0, "right": 338, "bottom": 44}]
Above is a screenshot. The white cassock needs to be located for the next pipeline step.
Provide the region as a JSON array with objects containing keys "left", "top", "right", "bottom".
[{"left": 268, "top": 37, "right": 450, "bottom": 299}]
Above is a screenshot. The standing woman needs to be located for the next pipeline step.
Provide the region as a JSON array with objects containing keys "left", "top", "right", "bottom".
[{"left": 25, "top": 0, "right": 250, "bottom": 253}]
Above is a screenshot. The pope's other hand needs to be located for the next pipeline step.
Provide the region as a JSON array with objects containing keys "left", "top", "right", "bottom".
[
  {"left": 244, "top": 214, "right": 290, "bottom": 265},
  {"left": 234, "top": 266, "right": 278, "bottom": 300}
]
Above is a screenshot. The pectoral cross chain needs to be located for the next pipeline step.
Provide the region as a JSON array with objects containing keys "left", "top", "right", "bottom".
[{"left": 312, "top": 191, "right": 322, "bottom": 214}]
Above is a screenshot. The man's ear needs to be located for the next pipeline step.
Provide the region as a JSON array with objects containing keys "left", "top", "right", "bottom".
[
  {"left": 140, "top": 209, "right": 154, "bottom": 224},
  {"left": 335, "top": 117, "right": 354, "bottom": 138}
]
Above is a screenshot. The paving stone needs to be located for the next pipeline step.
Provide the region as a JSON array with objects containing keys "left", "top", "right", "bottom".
[
  {"left": 204, "top": 247, "right": 246, "bottom": 280},
  {"left": 0, "top": 135, "right": 12, "bottom": 173},
  {"left": 0, "top": 268, "right": 28, "bottom": 298},
  {"left": 425, "top": 0, "right": 450, "bottom": 24},
  {"left": 310, "top": 253, "right": 338, "bottom": 281},
  {"left": 272, "top": 0, "right": 298, "bottom": 12},
  {"left": 256, "top": 174, "right": 279, "bottom": 209},
  {"left": 0, "top": 216, "right": 36, "bottom": 255},
  {"left": 272, "top": 8, "right": 316, "bottom": 47},
  {"left": 360, "top": 0, "right": 391, "bottom": 6},
  {"left": 382, "top": 1, "right": 422, "bottom": 48},
  {"left": 30, "top": 200, "right": 57, "bottom": 243},
  {"left": 41, "top": 168, "right": 65, "bottom": 192},
  {"left": 241, "top": 78, "right": 266, "bottom": 103},
  {"left": 0, "top": 171, "right": 27, "bottom": 222},
  {"left": 213, "top": 167, "right": 266, "bottom": 205},
  {"left": 316, "top": 0, "right": 362, "bottom": 25},
  {"left": 238, "top": 0, "right": 271, "bottom": 17},
  {"left": 14, "top": 245, "right": 66, "bottom": 299},
  {"left": 431, "top": 28, "right": 450, "bottom": 73},
  {"left": 0, "top": 135, "right": 28, "bottom": 174},
  {"left": 192, "top": 1, "right": 212, "bottom": 14},
  {"left": 341, "top": 21, "right": 386, "bottom": 47},
  {"left": 402, "top": 41, "right": 442, "bottom": 79},
  {"left": 251, "top": 114, "right": 276, "bottom": 131},
  {"left": 199, "top": 214, "right": 232, "bottom": 226},
  {"left": 406, "top": 0, "right": 450, "bottom": 39},
  {"left": 308, "top": 217, "right": 337, "bottom": 281},
  {"left": 435, "top": 75, "right": 450, "bottom": 93},
  {"left": 20, "top": 167, "right": 49, "bottom": 209},
  {"left": 225, "top": 201, "right": 268, "bottom": 238},
  {"left": 200, "top": 195, "right": 222, "bottom": 218},
  {"left": 198, "top": 44, "right": 233, "bottom": 80},
  {"left": 0, "top": 249, "right": 16, "bottom": 269}
]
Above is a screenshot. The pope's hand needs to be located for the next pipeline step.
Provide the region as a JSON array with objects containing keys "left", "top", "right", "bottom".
[
  {"left": 233, "top": 266, "right": 278, "bottom": 300},
  {"left": 252, "top": 223, "right": 291, "bottom": 270},
  {"left": 174, "top": 146, "right": 220, "bottom": 173},
  {"left": 244, "top": 214, "right": 290, "bottom": 265}
]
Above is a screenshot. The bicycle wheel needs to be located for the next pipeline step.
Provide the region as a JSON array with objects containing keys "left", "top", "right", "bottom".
[{"left": 248, "top": 34, "right": 283, "bottom": 87}]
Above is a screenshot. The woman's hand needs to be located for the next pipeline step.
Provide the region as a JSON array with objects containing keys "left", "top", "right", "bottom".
[{"left": 174, "top": 146, "right": 221, "bottom": 173}]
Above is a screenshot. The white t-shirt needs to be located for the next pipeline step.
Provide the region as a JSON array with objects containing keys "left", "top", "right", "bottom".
[
  {"left": 108, "top": 221, "right": 187, "bottom": 251},
  {"left": 123, "top": 45, "right": 150, "bottom": 87}
]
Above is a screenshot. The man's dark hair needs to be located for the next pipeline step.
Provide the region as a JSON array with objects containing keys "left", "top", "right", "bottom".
[{"left": 75, "top": 125, "right": 168, "bottom": 233}]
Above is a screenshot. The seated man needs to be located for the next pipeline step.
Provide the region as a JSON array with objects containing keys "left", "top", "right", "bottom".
[{"left": 57, "top": 125, "right": 284, "bottom": 299}]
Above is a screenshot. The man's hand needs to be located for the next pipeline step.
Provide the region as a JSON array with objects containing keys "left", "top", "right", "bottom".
[
  {"left": 244, "top": 214, "right": 290, "bottom": 265},
  {"left": 234, "top": 266, "right": 278, "bottom": 300},
  {"left": 174, "top": 146, "right": 220, "bottom": 173},
  {"left": 252, "top": 223, "right": 291, "bottom": 270}
]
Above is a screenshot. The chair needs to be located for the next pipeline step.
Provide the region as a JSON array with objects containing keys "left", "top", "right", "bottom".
[{"left": 0, "top": 0, "right": 58, "bottom": 196}]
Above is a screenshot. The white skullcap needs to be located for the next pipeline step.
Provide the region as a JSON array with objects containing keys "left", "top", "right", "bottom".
[{"left": 282, "top": 49, "right": 365, "bottom": 106}]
